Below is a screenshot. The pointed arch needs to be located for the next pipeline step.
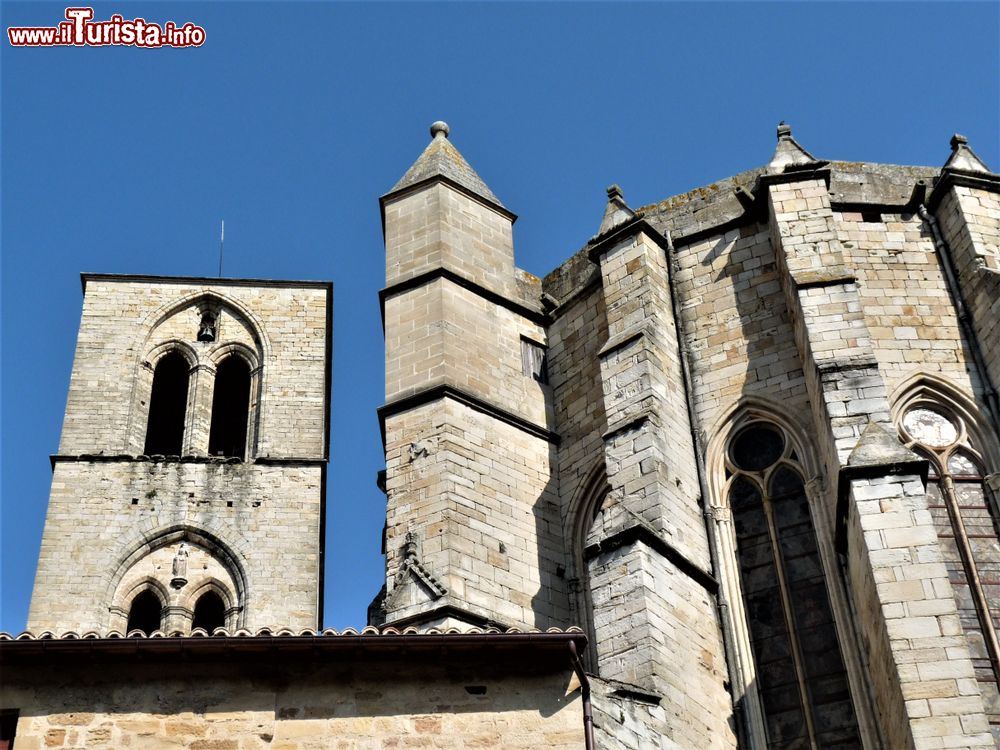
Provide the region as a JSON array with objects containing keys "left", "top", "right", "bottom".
[
  {"left": 123, "top": 289, "right": 272, "bottom": 455},
  {"left": 706, "top": 397, "right": 876, "bottom": 749},
  {"left": 706, "top": 395, "right": 820, "bottom": 506},
  {"left": 105, "top": 523, "right": 249, "bottom": 630},
  {"left": 565, "top": 458, "right": 610, "bottom": 672},
  {"left": 890, "top": 372, "right": 1000, "bottom": 735},
  {"left": 889, "top": 372, "right": 1000, "bottom": 473},
  {"left": 136, "top": 289, "right": 271, "bottom": 360}
]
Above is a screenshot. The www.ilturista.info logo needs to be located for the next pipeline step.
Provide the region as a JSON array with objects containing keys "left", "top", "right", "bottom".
[{"left": 8, "top": 7, "right": 205, "bottom": 48}]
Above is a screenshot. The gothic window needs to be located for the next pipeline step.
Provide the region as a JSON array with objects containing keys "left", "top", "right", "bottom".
[
  {"left": 126, "top": 589, "right": 162, "bottom": 635},
  {"left": 143, "top": 351, "right": 190, "bottom": 455},
  {"left": 208, "top": 356, "right": 251, "bottom": 458},
  {"left": 728, "top": 422, "right": 861, "bottom": 748},
  {"left": 898, "top": 404, "right": 1000, "bottom": 737},
  {"left": 192, "top": 590, "right": 226, "bottom": 633}
]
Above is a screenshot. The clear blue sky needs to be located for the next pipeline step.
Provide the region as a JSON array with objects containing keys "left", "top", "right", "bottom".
[{"left": 1, "top": 1, "right": 997, "bottom": 633}]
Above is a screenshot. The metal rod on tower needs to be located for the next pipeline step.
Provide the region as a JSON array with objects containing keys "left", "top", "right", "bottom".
[{"left": 218, "top": 220, "right": 225, "bottom": 277}]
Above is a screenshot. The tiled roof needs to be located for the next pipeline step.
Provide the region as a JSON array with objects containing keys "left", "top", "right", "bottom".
[{"left": 0, "top": 625, "right": 584, "bottom": 641}]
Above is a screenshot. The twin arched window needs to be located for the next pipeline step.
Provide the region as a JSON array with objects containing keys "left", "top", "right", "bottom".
[
  {"left": 143, "top": 352, "right": 252, "bottom": 459},
  {"left": 726, "top": 422, "right": 861, "bottom": 748},
  {"left": 125, "top": 589, "right": 227, "bottom": 636},
  {"left": 897, "top": 402, "right": 1000, "bottom": 737}
]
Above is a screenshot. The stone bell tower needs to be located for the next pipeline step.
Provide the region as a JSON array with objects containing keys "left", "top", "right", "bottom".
[
  {"left": 27, "top": 274, "right": 332, "bottom": 635},
  {"left": 375, "top": 122, "right": 567, "bottom": 630}
]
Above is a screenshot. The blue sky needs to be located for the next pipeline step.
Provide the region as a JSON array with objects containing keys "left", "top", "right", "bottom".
[{"left": 1, "top": 1, "right": 997, "bottom": 633}]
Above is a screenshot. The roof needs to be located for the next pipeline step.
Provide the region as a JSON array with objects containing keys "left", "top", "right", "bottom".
[
  {"left": 384, "top": 122, "right": 505, "bottom": 210},
  {"left": 0, "top": 626, "right": 587, "bottom": 664}
]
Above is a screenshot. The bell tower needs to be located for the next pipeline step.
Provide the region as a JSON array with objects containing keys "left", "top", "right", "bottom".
[{"left": 27, "top": 274, "right": 332, "bottom": 635}]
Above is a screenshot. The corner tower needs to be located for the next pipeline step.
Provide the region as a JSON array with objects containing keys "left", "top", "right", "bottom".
[
  {"left": 27, "top": 274, "right": 332, "bottom": 635},
  {"left": 376, "top": 123, "right": 566, "bottom": 629}
]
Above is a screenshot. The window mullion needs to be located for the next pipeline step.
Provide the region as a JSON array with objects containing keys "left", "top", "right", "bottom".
[
  {"left": 761, "top": 493, "right": 819, "bottom": 750},
  {"left": 940, "top": 475, "right": 1000, "bottom": 686}
]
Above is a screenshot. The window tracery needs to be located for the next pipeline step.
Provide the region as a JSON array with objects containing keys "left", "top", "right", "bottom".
[
  {"left": 897, "top": 401, "right": 1000, "bottom": 738},
  {"left": 726, "top": 421, "right": 861, "bottom": 748}
]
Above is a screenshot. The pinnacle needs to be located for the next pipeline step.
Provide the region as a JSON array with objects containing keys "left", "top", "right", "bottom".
[
  {"left": 768, "top": 121, "right": 819, "bottom": 171},
  {"left": 386, "top": 122, "right": 505, "bottom": 209},
  {"left": 596, "top": 183, "right": 636, "bottom": 237},
  {"left": 942, "top": 132, "right": 992, "bottom": 174}
]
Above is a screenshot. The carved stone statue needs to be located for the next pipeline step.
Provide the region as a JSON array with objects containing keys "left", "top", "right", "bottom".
[{"left": 170, "top": 543, "right": 189, "bottom": 588}]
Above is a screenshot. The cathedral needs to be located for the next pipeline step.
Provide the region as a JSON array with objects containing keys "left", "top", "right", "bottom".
[{"left": 1, "top": 121, "right": 999, "bottom": 750}]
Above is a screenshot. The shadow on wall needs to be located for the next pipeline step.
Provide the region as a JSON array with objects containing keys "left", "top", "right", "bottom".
[{"left": 6, "top": 658, "right": 583, "bottom": 744}]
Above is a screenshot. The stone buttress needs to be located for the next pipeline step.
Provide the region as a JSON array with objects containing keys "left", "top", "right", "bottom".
[{"left": 760, "top": 125, "right": 995, "bottom": 748}]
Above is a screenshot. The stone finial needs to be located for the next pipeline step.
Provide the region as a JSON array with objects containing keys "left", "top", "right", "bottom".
[
  {"left": 596, "top": 183, "right": 636, "bottom": 238},
  {"left": 430, "top": 121, "right": 450, "bottom": 139},
  {"left": 767, "top": 120, "right": 818, "bottom": 171},
  {"left": 943, "top": 132, "right": 992, "bottom": 174}
]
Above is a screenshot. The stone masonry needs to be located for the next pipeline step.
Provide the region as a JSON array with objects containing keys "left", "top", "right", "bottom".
[
  {"left": 12, "top": 121, "right": 1000, "bottom": 750},
  {"left": 376, "top": 123, "right": 1000, "bottom": 748},
  {"left": 27, "top": 276, "right": 331, "bottom": 634}
]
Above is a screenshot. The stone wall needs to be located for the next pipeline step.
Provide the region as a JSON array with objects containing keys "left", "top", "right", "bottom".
[
  {"left": 60, "top": 277, "right": 329, "bottom": 460},
  {"left": 383, "top": 277, "right": 549, "bottom": 426},
  {"left": 2, "top": 647, "right": 583, "bottom": 750},
  {"left": 30, "top": 277, "right": 330, "bottom": 634},
  {"left": 28, "top": 460, "right": 323, "bottom": 633},
  {"left": 381, "top": 399, "right": 566, "bottom": 628}
]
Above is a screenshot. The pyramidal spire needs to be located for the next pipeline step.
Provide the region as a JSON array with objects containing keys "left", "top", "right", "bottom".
[
  {"left": 942, "top": 133, "right": 993, "bottom": 174},
  {"left": 387, "top": 121, "right": 505, "bottom": 208},
  {"left": 768, "top": 121, "right": 819, "bottom": 171},
  {"left": 596, "top": 184, "right": 637, "bottom": 237}
]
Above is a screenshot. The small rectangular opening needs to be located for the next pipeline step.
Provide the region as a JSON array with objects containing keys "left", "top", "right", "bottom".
[
  {"left": 861, "top": 210, "right": 881, "bottom": 223},
  {"left": 520, "top": 337, "right": 548, "bottom": 385}
]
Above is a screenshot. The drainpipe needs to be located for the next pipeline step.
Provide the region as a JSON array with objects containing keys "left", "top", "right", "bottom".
[
  {"left": 569, "top": 640, "right": 595, "bottom": 750},
  {"left": 917, "top": 204, "right": 1000, "bottom": 434},
  {"left": 662, "top": 230, "right": 754, "bottom": 750}
]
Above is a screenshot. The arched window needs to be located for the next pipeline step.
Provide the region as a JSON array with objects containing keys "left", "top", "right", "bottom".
[
  {"left": 143, "top": 352, "right": 190, "bottom": 455},
  {"left": 728, "top": 422, "right": 861, "bottom": 748},
  {"left": 126, "top": 590, "right": 162, "bottom": 635},
  {"left": 898, "top": 404, "right": 1000, "bottom": 737},
  {"left": 208, "top": 356, "right": 251, "bottom": 458},
  {"left": 192, "top": 590, "right": 226, "bottom": 633},
  {"left": 573, "top": 469, "right": 609, "bottom": 674}
]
